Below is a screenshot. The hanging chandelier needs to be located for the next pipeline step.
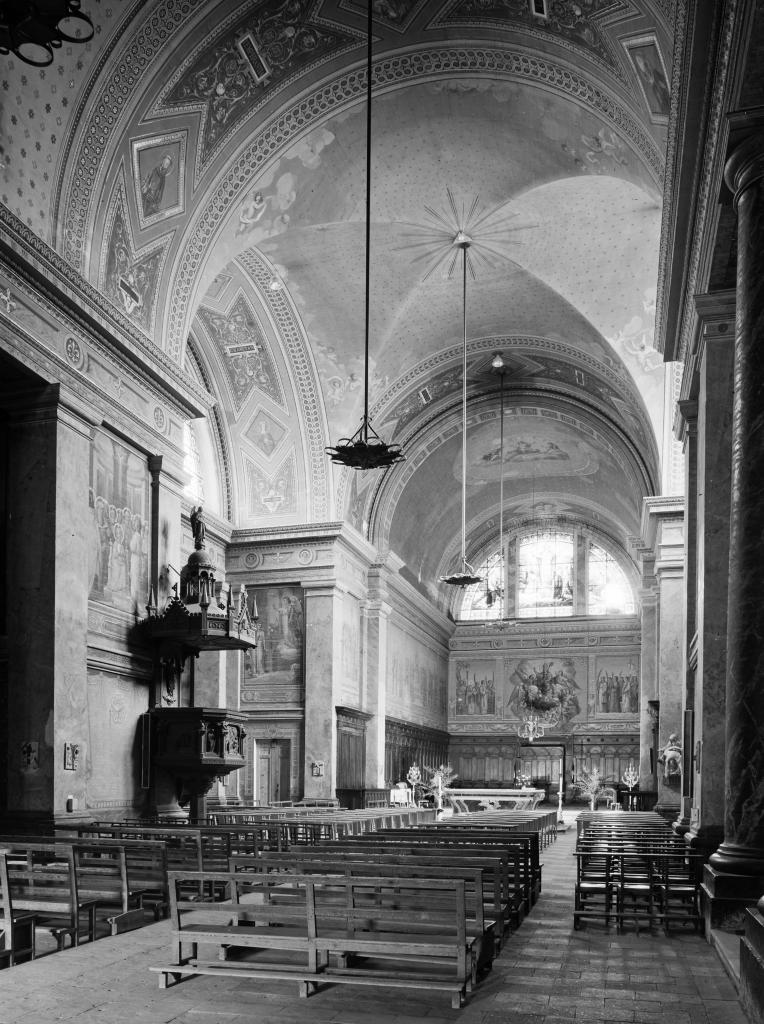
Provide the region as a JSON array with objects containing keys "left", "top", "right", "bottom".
[
  {"left": 0, "top": 2, "right": 94, "bottom": 67},
  {"left": 440, "top": 231, "right": 482, "bottom": 587},
  {"left": 517, "top": 713, "right": 546, "bottom": 743},
  {"left": 325, "top": 1, "right": 403, "bottom": 471}
]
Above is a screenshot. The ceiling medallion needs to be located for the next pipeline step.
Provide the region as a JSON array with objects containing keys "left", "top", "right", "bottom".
[
  {"left": 0, "top": 2, "right": 94, "bottom": 67},
  {"left": 325, "top": 0, "right": 403, "bottom": 472}
]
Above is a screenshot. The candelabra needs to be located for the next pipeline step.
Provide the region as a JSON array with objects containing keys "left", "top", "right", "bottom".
[{"left": 622, "top": 760, "right": 639, "bottom": 790}]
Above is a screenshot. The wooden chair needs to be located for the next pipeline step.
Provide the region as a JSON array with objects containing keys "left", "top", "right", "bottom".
[{"left": 573, "top": 852, "right": 616, "bottom": 929}]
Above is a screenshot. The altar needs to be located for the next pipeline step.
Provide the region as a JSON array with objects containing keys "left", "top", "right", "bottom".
[{"left": 444, "top": 787, "right": 546, "bottom": 812}]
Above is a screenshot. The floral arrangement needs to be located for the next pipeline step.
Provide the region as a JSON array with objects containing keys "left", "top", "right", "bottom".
[
  {"left": 572, "top": 765, "right": 604, "bottom": 809},
  {"left": 406, "top": 763, "right": 458, "bottom": 808},
  {"left": 514, "top": 773, "right": 532, "bottom": 788}
]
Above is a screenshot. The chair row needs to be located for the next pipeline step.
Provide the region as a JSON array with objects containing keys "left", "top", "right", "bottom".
[{"left": 574, "top": 813, "right": 703, "bottom": 935}]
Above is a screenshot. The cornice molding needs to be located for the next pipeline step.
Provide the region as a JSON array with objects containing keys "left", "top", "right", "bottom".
[{"left": 0, "top": 203, "right": 211, "bottom": 420}]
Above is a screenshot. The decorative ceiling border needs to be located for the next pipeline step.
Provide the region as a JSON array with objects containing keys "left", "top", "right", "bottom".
[
  {"left": 54, "top": 0, "right": 209, "bottom": 266},
  {"left": 237, "top": 249, "right": 331, "bottom": 521},
  {"left": 159, "top": 44, "right": 664, "bottom": 360},
  {"left": 365, "top": 387, "right": 654, "bottom": 556},
  {"left": 150, "top": 0, "right": 361, "bottom": 187},
  {"left": 334, "top": 333, "right": 660, "bottom": 522},
  {"left": 430, "top": 0, "right": 631, "bottom": 80}
]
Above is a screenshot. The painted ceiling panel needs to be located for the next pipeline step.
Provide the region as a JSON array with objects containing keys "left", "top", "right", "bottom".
[{"left": 0, "top": 0, "right": 677, "bottom": 598}]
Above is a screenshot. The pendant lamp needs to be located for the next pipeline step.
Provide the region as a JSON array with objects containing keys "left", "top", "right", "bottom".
[
  {"left": 440, "top": 234, "right": 482, "bottom": 587},
  {"left": 0, "top": 2, "right": 94, "bottom": 67},
  {"left": 325, "top": 2, "right": 404, "bottom": 471}
]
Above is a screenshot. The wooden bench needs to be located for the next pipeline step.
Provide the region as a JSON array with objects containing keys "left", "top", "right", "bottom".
[
  {"left": 315, "top": 841, "right": 521, "bottom": 938},
  {"left": 332, "top": 830, "right": 535, "bottom": 919},
  {"left": 0, "top": 853, "right": 36, "bottom": 966},
  {"left": 0, "top": 843, "right": 97, "bottom": 949},
  {"left": 228, "top": 852, "right": 496, "bottom": 970},
  {"left": 151, "top": 870, "right": 476, "bottom": 1008}
]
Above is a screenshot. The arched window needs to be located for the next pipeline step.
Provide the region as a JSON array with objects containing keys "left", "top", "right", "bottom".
[
  {"left": 587, "top": 541, "right": 635, "bottom": 615},
  {"left": 460, "top": 557, "right": 504, "bottom": 620},
  {"left": 517, "top": 530, "right": 574, "bottom": 617},
  {"left": 457, "top": 527, "right": 636, "bottom": 620}
]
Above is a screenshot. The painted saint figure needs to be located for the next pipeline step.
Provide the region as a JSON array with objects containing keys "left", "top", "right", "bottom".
[{"left": 141, "top": 152, "right": 174, "bottom": 217}]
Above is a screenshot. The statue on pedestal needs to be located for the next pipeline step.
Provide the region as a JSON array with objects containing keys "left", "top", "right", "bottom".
[
  {"left": 190, "top": 506, "right": 206, "bottom": 550},
  {"left": 658, "top": 733, "right": 682, "bottom": 778}
]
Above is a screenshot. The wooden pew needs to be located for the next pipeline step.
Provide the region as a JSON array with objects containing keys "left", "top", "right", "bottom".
[
  {"left": 0, "top": 853, "right": 36, "bottom": 966},
  {"left": 151, "top": 870, "right": 476, "bottom": 1009},
  {"left": 382, "top": 825, "right": 542, "bottom": 904},
  {"left": 0, "top": 843, "right": 97, "bottom": 949},
  {"left": 315, "top": 841, "right": 521, "bottom": 937},
  {"left": 52, "top": 832, "right": 170, "bottom": 922},
  {"left": 332, "top": 830, "right": 535, "bottom": 917},
  {"left": 228, "top": 852, "right": 496, "bottom": 970}
]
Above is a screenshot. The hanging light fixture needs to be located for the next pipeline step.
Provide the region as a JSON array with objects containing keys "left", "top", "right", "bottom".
[
  {"left": 517, "top": 714, "right": 547, "bottom": 743},
  {"left": 0, "top": 2, "right": 94, "bottom": 67},
  {"left": 440, "top": 232, "right": 482, "bottom": 587},
  {"left": 325, "top": 2, "right": 404, "bottom": 471},
  {"left": 488, "top": 351, "right": 515, "bottom": 628}
]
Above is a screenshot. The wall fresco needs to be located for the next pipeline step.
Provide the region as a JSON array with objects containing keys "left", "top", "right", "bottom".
[
  {"left": 131, "top": 132, "right": 187, "bottom": 227},
  {"left": 103, "top": 201, "right": 163, "bottom": 331},
  {"left": 591, "top": 655, "right": 640, "bottom": 716},
  {"left": 387, "top": 620, "right": 448, "bottom": 728},
  {"left": 243, "top": 584, "right": 304, "bottom": 692},
  {"left": 623, "top": 35, "right": 670, "bottom": 120},
  {"left": 88, "top": 429, "right": 149, "bottom": 613}
]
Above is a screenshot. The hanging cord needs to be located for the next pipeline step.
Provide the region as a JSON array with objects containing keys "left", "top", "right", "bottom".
[
  {"left": 498, "top": 365, "right": 505, "bottom": 618},
  {"left": 362, "top": 0, "right": 373, "bottom": 443},
  {"left": 460, "top": 243, "right": 468, "bottom": 569}
]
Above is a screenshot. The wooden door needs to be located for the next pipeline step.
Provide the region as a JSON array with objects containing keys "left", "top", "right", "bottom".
[{"left": 256, "top": 739, "right": 291, "bottom": 804}]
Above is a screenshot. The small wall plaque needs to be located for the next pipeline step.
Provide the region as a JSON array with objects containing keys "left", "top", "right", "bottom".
[{"left": 64, "top": 742, "right": 80, "bottom": 771}]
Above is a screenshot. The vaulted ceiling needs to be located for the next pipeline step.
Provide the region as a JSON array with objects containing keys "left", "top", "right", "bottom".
[{"left": 0, "top": 0, "right": 677, "bottom": 607}]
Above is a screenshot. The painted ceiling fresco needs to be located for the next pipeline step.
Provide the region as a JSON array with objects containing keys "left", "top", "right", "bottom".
[{"left": 0, "top": 0, "right": 677, "bottom": 603}]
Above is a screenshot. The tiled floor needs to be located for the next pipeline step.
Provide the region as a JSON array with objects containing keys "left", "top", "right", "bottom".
[{"left": 0, "top": 815, "right": 752, "bottom": 1024}]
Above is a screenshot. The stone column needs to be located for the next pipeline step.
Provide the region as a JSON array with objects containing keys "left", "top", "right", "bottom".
[
  {"left": 638, "top": 575, "right": 658, "bottom": 789},
  {"left": 364, "top": 564, "right": 391, "bottom": 790},
  {"left": 639, "top": 497, "right": 685, "bottom": 814},
  {"left": 6, "top": 387, "right": 94, "bottom": 826},
  {"left": 302, "top": 582, "right": 340, "bottom": 800},
  {"left": 708, "top": 131, "right": 764, "bottom": 882},
  {"left": 674, "top": 399, "right": 698, "bottom": 834},
  {"left": 686, "top": 296, "right": 735, "bottom": 858}
]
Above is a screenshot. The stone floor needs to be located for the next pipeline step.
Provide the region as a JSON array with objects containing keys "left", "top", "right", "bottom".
[{"left": 0, "top": 815, "right": 752, "bottom": 1024}]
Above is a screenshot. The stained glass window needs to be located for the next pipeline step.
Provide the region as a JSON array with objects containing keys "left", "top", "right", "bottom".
[
  {"left": 588, "top": 542, "right": 635, "bottom": 614},
  {"left": 517, "top": 530, "right": 574, "bottom": 617},
  {"left": 460, "top": 556, "right": 504, "bottom": 620}
]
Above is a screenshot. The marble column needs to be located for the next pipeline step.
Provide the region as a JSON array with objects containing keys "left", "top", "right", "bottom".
[
  {"left": 302, "top": 582, "right": 340, "bottom": 800},
  {"left": 686, "top": 298, "right": 735, "bottom": 858},
  {"left": 709, "top": 131, "right": 764, "bottom": 879}
]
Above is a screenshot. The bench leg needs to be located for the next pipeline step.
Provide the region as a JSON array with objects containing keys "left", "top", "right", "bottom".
[{"left": 452, "top": 987, "right": 466, "bottom": 1009}]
